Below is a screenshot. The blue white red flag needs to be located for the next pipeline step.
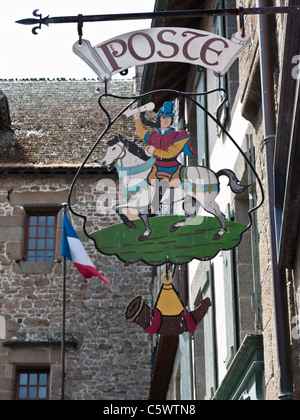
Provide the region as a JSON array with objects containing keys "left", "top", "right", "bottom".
[{"left": 61, "top": 213, "right": 110, "bottom": 286}]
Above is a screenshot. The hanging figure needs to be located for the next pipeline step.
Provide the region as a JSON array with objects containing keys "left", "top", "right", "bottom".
[
  {"left": 101, "top": 134, "right": 249, "bottom": 241},
  {"left": 101, "top": 98, "right": 249, "bottom": 241},
  {"left": 134, "top": 101, "right": 197, "bottom": 189}
]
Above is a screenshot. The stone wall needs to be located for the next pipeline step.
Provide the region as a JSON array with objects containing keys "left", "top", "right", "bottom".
[{"left": 0, "top": 168, "right": 153, "bottom": 400}]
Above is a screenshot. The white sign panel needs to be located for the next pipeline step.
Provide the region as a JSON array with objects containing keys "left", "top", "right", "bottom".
[{"left": 73, "top": 27, "right": 251, "bottom": 81}]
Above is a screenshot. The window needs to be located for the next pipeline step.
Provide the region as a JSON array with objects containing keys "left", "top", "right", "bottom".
[
  {"left": 25, "top": 212, "right": 57, "bottom": 262},
  {"left": 16, "top": 370, "right": 50, "bottom": 400}
]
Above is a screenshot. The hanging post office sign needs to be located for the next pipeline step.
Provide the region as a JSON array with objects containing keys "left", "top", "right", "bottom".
[
  {"left": 68, "top": 23, "right": 263, "bottom": 336},
  {"left": 73, "top": 27, "right": 251, "bottom": 81}
]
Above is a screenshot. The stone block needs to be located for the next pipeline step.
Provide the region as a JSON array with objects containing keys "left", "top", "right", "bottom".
[
  {"left": 0, "top": 227, "right": 24, "bottom": 243},
  {"left": 6, "top": 242, "right": 22, "bottom": 260},
  {"left": 0, "top": 215, "right": 23, "bottom": 227},
  {"left": 10, "top": 189, "right": 70, "bottom": 207}
]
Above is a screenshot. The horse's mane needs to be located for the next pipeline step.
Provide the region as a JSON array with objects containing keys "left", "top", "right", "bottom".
[{"left": 107, "top": 135, "right": 150, "bottom": 162}]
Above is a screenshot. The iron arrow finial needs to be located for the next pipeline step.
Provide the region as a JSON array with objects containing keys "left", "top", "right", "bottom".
[{"left": 16, "top": 9, "right": 49, "bottom": 35}]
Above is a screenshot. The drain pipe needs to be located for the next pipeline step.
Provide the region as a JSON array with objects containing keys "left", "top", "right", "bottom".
[{"left": 257, "top": 0, "right": 294, "bottom": 400}]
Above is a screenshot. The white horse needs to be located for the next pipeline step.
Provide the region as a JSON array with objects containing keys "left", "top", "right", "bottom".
[{"left": 101, "top": 135, "right": 248, "bottom": 241}]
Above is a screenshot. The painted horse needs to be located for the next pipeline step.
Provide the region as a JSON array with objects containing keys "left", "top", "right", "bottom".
[{"left": 101, "top": 135, "right": 248, "bottom": 241}]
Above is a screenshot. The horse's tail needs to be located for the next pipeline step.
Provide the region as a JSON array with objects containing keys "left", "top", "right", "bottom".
[{"left": 216, "top": 169, "right": 249, "bottom": 194}]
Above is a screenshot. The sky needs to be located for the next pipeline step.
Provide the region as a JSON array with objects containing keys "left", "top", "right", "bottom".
[{"left": 0, "top": 0, "right": 156, "bottom": 79}]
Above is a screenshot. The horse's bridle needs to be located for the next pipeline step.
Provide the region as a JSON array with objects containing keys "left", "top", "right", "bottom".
[{"left": 108, "top": 143, "right": 127, "bottom": 170}]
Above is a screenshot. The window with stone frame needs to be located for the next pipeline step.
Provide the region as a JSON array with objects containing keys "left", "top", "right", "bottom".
[
  {"left": 16, "top": 369, "right": 50, "bottom": 400},
  {"left": 24, "top": 212, "right": 57, "bottom": 262}
]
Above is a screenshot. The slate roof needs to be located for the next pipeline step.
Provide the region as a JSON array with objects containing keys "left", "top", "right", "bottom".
[{"left": 0, "top": 78, "right": 143, "bottom": 166}]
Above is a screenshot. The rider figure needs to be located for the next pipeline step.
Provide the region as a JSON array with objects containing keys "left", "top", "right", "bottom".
[{"left": 134, "top": 102, "right": 196, "bottom": 188}]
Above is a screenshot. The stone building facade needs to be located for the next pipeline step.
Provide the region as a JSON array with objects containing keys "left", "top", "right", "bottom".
[
  {"left": 0, "top": 77, "right": 153, "bottom": 400},
  {"left": 141, "top": 0, "right": 300, "bottom": 401}
]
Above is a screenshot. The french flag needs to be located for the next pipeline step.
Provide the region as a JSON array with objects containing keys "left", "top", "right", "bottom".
[{"left": 61, "top": 213, "right": 110, "bottom": 286}]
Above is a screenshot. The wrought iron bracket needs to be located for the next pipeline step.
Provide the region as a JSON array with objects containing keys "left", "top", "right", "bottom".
[{"left": 16, "top": 6, "right": 300, "bottom": 34}]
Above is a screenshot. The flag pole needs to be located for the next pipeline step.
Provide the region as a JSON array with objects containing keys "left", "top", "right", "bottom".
[{"left": 61, "top": 203, "right": 68, "bottom": 401}]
